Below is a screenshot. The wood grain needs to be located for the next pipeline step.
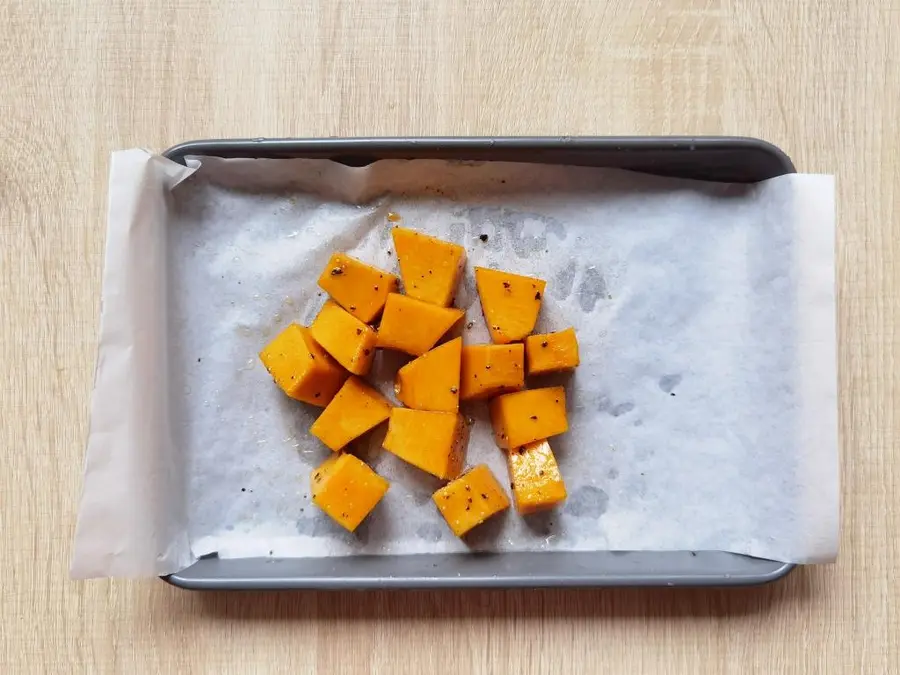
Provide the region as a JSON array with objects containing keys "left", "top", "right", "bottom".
[{"left": 2, "top": 0, "right": 897, "bottom": 672}]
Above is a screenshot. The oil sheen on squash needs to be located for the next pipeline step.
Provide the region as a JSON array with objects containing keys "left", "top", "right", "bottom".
[{"left": 507, "top": 439, "right": 567, "bottom": 514}]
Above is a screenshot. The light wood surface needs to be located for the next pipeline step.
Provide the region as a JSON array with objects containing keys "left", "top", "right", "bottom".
[{"left": 2, "top": 0, "right": 897, "bottom": 672}]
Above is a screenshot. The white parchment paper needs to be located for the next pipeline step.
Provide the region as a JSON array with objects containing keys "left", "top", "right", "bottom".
[{"left": 72, "top": 150, "right": 837, "bottom": 578}]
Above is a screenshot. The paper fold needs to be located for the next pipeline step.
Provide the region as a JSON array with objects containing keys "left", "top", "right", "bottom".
[{"left": 71, "top": 150, "right": 198, "bottom": 578}]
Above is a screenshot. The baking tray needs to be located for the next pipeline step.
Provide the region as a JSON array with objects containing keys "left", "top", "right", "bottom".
[{"left": 162, "top": 136, "right": 796, "bottom": 590}]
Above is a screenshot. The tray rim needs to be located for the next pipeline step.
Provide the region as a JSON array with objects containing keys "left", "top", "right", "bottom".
[{"left": 161, "top": 135, "right": 797, "bottom": 590}]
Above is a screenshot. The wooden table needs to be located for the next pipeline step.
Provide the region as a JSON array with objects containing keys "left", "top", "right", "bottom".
[{"left": 2, "top": 1, "right": 896, "bottom": 672}]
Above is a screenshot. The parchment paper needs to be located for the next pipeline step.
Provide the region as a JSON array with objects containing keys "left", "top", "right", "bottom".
[{"left": 71, "top": 150, "right": 837, "bottom": 578}]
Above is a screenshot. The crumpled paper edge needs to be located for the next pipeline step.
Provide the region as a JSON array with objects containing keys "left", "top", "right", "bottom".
[{"left": 71, "top": 150, "right": 198, "bottom": 578}]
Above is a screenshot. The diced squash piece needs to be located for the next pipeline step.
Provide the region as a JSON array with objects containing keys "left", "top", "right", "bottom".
[
  {"left": 507, "top": 440, "right": 567, "bottom": 514},
  {"left": 317, "top": 252, "right": 399, "bottom": 323},
  {"left": 310, "top": 300, "right": 377, "bottom": 375},
  {"left": 394, "top": 338, "right": 462, "bottom": 412},
  {"left": 489, "top": 386, "right": 568, "bottom": 449},
  {"left": 311, "top": 453, "right": 389, "bottom": 532},
  {"left": 525, "top": 327, "right": 580, "bottom": 375},
  {"left": 259, "top": 323, "right": 348, "bottom": 406},
  {"left": 433, "top": 464, "right": 510, "bottom": 537},
  {"left": 459, "top": 343, "right": 525, "bottom": 401},
  {"left": 392, "top": 227, "right": 466, "bottom": 307},
  {"left": 383, "top": 408, "right": 468, "bottom": 479},
  {"left": 474, "top": 267, "right": 546, "bottom": 344},
  {"left": 310, "top": 377, "right": 392, "bottom": 451},
  {"left": 376, "top": 293, "right": 464, "bottom": 356},
  {"left": 394, "top": 338, "right": 461, "bottom": 412}
]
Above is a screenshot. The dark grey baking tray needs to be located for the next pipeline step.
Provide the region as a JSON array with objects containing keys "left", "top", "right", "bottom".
[{"left": 162, "top": 136, "right": 796, "bottom": 590}]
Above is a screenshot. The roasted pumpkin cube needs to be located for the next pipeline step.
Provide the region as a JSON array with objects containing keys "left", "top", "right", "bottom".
[
  {"left": 474, "top": 267, "right": 546, "bottom": 344},
  {"left": 376, "top": 293, "right": 464, "bottom": 356},
  {"left": 392, "top": 227, "right": 466, "bottom": 307},
  {"left": 394, "top": 337, "right": 461, "bottom": 412},
  {"left": 310, "top": 300, "right": 377, "bottom": 375},
  {"left": 507, "top": 440, "right": 567, "bottom": 514},
  {"left": 525, "top": 327, "right": 580, "bottom": 375},
  {"left": 311, "top": 453, "right": 389, "bottom": 532},
  {"left": 489, "top": 386, "right": 568, "bottom": 449},
  {"left": 310, "top": 377, "right": 392, "bottom": 451},
  {"left": 259, "top": 323, "right": 348, "bottom": 405},
  {"left": 459, "top": 343, "right": 525, "bottom": 401},
  {"left": 317, "top": 252, "right": 399, "bottom": 323},
  {"left": 382, "top": 408, "right": 468, "bottom": 479},
  {"left": 433, "top": 464, "right": 510, "bottom": 537}
]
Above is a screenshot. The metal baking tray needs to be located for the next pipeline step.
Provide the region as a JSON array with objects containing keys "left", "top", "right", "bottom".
[{"left": 162, "top": 136, "right": 796, "bottom": 590}]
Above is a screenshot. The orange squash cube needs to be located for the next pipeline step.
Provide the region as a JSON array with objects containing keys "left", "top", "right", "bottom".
[
  {"left": 392, "top": 227, "right": 466, "bottom": 307},
  {"left": 310, "top": 377, "right": 392, "bottom": 451},
  {"left": 474, "top": 267, "right": 546, "bottom": 344},
  {"left": 376, "top": 293, "right": 464, "bottom": 356},
  {"left": 394, "top": 337, "right": 461, "bottom": 412},
  {"left": 459, "top": 343, "right": 525, "bottom": 401},
  {"left": 311, "top": 453, "right": 389, "bottom": 532},
  {"left": 489, "top": 386, "right": 568, "bottom": 449},
  {"left": 310, "top": 300, "right": 378, "bottom": 375},
  {"left": 382, "top": 408, "right": 468, "bottom": 479},
  {"left": 433, "top": 464, "right": 510, "bottom": 537},
  {"left": 317, "top": 252, "right": 399, "bottom": 323},
  {"left": 507, "top": 440, "right": 567, "bottom": 514},
  {"left": 259, "top": 323, "right": 348, "bottom": 406},
  {"left": 525, "top": 327, "right": 580, "bottom": 375}
]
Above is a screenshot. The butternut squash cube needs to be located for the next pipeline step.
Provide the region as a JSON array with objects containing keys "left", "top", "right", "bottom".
[
  {"left": 525, "top": 327, "right": 580, "bottom": 375},
  {"left": 489, "top": 386, "right": 568, "bottom": 449},
  {"left": 459, "top": 343, "right": 525, "bottom": 401},
  {"left": 394, "top": 337, "right": 461, "bottom": 412},
  {"left": 310, "top": 377, "right": 392, "bottom": 451},
  {"left": 376, "top": 293, "right": 464, "bottom": 356},
  {"left": 317, "top": 252, "right": 399, "bottom": 323},
  {"left": 259, "top": 323, "right": 348, "bottom": 406},
  {"left": 392, "top": 227, "right": 466, "bottom": 307},
  {"left": 433, "top": 464, "right": 510, "bottom": 537},
  {"left": 507, "top": 440, "right": 567, "bottom": 514},
  {"left": 311, "top": 453, "right": 389, "bottom": 532},
  {"left": 310, "top": 300, "right": 377, "bottom": 375},
  {"left": 474, "top": 267, "right": 546, "bottom": 344},
  {"left": 382, "top": 408, "right": 468, "bottom": 479}
]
